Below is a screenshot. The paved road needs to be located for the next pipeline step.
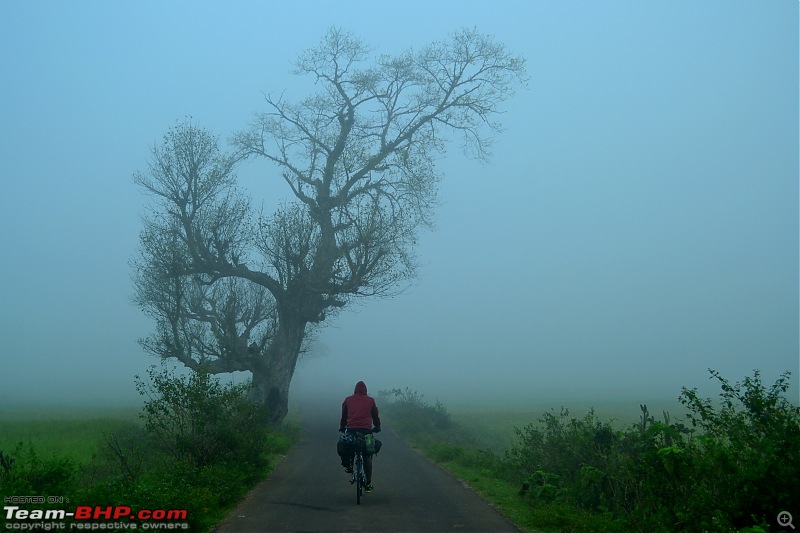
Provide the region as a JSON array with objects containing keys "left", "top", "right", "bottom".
[{"left": 213, "top": 401, "right": 522, "bottom": 532}]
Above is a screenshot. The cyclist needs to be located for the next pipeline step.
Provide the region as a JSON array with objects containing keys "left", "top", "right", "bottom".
[{"left": 339, "top": 380, "right": 381, "bottom": 492}]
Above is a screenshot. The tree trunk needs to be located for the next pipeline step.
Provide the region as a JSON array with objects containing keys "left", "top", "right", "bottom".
[{"left": 249, "top": 311, "right": 307, "bottom": 426}]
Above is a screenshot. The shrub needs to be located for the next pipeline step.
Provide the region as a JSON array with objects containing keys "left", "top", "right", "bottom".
[
  {"left": 0, "top": 443, "right": 78, "bottom": 497},
  {"left": 678, "top": 369, "right": 800, "bottom": 531},
  {"left": 384, "top": 387, "right": 452, "bottom": 430},
  {"left": 381, "top": 387, "right": 457, "bottom": 452},
  {"left": 135, "top": 364, "right": 270, "bottom": 470},
  {"left": 102, "top": 364, "right": 280, "bottom": 529},
  {"left": 504, "top": 369, "right": 799, "bottom": 532},
  {"left": 508, "top": 407, "right": 619, "bottom": 491}
]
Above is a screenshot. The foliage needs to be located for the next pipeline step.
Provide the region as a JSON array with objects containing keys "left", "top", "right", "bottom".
[
  {"left": 0, "top": 443, "right": 78, "bottom": 497},
  {"left": 382, "top": 387, "right": 453, "bottom": 433},
  {"left": 135, "top": 364, "right": 270, "bottom": 469},
  {"left": 677, "top": 369, "right": 799, "bottom": 531},
  {"left": 0, "top": 369, "right": 297, "bottom": 532},
  {"left": 388, "top": 369, "right": 799, "bottom": 533}
]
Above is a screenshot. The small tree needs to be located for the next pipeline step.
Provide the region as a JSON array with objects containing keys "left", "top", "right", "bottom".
[
  {"left": 133, "top": 28, "right": 527, "bottom": 424},
  {"left": 135, "top": 365, "right": 269, "bottom": 469}
]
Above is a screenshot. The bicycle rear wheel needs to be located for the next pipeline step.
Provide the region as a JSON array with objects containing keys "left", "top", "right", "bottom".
[{"left": 355, "top": 453, "right": 363, "bottom": 504}]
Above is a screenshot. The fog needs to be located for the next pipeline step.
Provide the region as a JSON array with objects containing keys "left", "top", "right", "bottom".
[{"left": 1, "top": 1, "right": 797, "bottom": 412}]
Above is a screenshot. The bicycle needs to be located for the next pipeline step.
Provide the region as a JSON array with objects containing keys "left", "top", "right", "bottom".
[
  {"left": 347, "top": 431, "right": 368, "bottom": 504},
  {"left": 340, "top": 427, "right": 381, "bottom": 504}
]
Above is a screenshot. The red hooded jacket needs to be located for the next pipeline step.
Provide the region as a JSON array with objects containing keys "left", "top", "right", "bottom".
[{"left": 340, "top": 381, "right": 381, "bottom": 430}]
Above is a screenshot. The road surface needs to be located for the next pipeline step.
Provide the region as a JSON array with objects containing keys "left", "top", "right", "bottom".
[{"left": 213, "top": 401, "right": 522, "bottom": 532}]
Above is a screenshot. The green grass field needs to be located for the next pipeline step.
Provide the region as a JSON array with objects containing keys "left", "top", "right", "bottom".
[{"left": 0, "top": 405, "right": 141, "bottom": 463}]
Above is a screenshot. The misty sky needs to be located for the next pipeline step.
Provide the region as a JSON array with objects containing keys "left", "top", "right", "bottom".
[{"left": 1, "top": 1, "right": 797, "bottom": 409}]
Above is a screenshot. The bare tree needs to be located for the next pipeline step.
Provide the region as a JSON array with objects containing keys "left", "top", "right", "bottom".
[{"left": 132, "top": 28, "right": 527, "bottom": 424}]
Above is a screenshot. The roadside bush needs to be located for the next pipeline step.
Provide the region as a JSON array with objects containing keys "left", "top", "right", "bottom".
[
  {"left": 0, "top": 443, "right": 78, "bottom": 497},
  {"left": 135, "top": 364, "right": 271, "bottom": 470},
  {"left": 677, "top": 369, "right": 800, "bottom": 531},
  {"left": 384, "top": 387, "right": 452, "bottom": 430},
  {"left": 85, "top": 364, "right": 280, "bottom": 529},
  {"left": 82, "top": 424, "right": 151, "bottom": 486},
  {"left": 608, "top": 405, "right": 693, "bottom": 530},
  {"left": 509, "top": 407, "right": 626, "bottom": 511},
  {"left": 515, "top": 407, "right": 616, "bottom": 483},
  {"left": 381, "top": 387, "right": 462, "bottom": 452},
  {"left": 505, "top": 369, "right": 799, "bottom": 532}
]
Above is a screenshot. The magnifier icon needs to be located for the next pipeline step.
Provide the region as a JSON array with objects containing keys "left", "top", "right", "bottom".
[{"left": 779, "top": 511, "right": 795, "bottom": 530}]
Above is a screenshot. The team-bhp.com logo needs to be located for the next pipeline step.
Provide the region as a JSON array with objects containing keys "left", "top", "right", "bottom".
[{"left": 4, "top": 505, "right": 189, "bottom": 530}]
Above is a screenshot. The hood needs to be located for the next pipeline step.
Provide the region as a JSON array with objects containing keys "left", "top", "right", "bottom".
[{"left": 354, "top": 381, "right": 368, "bottom": 395}]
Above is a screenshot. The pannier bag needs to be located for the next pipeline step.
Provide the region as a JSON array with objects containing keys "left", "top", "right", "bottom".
[
  {"left": 365, "top": 433, "right": 376, "bottom": 454},
  {"left": 337, "top": 432, "right": 356, "bottom": 457},
  {"left": 365, "top": 433, "right": 382, "bottom": 455}
]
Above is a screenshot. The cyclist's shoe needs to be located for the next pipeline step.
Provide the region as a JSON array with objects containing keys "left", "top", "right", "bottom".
[{"left": 365, "top": 484, "right": 373, "bottom": 493}]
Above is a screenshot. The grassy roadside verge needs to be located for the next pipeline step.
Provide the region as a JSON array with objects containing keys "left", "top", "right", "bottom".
[
  {"left": 380, "top": 388, "right": 620, "bottom": 532},
  {"left": 0, "top": 419, "right": 299, "bottom": 531},
  {"left": 425, "top": 452, "right": 614, "bottom": 533},
  {"left": 0, "top": 368, "right": 301, "bottom": 532},
  {"left": 380, "top": 371, "right": 799, "bottom": 533}
]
